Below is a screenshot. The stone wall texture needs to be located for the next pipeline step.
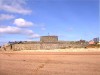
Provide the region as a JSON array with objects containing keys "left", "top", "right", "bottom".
[
  {"left": 40, "top": 36, "right": 58, "bottom": 42},
  {"left": 13, "top": 43, "right": 41, "bottom": 51},
  {"left": 1, "top": 36, "right": 88, "bottom": 51},
  {"left": 7, "top": 42, "right": 88, "bottom": 51}
]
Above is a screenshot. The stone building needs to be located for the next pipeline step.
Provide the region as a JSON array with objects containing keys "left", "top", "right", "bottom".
[
  {"left": 40, "top": 36, "right": 58, "bottom": 42},
  {"left": 1, "top": 36, "right": 88, "bottom": 51}
]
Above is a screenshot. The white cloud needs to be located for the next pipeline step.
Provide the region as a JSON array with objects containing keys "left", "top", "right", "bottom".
[
  {"left": 0, "top": 14, "right": 15, "bottom": 21},
  {"left": 0, "top": 26, "right": 21, "bottom": 34},
  {"left": 24, "top": 29, "right": 34, "bottom": 35},
  {"left": 0, "top": 0, "right": 32, "bottom": 14},
  {"left": 0, "top": 26, "right": 39, "bottom": 39},
  {"left": 29, "top": 34, "right": 40, "bottom": 39},
  {"left": 14, "top": 18, "right": 33, "bottom": 27}
]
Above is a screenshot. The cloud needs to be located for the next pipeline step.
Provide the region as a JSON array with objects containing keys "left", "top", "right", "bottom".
[
  {"left": 14, "top": 18, "right": 33, "bottom": 27},
  {"left": 0, "top": 26, "right": 21, "bottom": 34},
  {"left": 0, "top": 14, "right": 15, "bottom": 21},
  {"left": 0, "top": 26, "right": 39, "bottom": 39},
  {"left": 0, "top": 0, "right": 32, "bottom": 15},
  {"left": 29, "top": 34, "right": 40, "bottom": 39}
]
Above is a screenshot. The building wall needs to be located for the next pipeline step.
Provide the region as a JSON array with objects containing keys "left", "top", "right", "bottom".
[
  {"left": 40, "top": 36, "right": 58, "bottom": 42},
  {"left": 1, "top": 36, "right": 88, "bottom": 51},
  {"left": 13, "top": 43, "right": 40, "bottom": 51},
  {"left": 7, "top": 42, "right": 88, "bottom": 51},
  {"left": 58, "top": 42, "right": 88, "bottom": 48},
  {"left": 40, "top": 43, "right": 59, "bottom": 49}
]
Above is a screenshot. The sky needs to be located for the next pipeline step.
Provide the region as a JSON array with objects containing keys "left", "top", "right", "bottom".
[{"left": 0, "top": 0, "right": 99, "bottom": 45}]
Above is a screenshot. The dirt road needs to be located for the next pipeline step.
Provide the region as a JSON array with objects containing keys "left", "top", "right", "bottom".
[{"left": 0, "top": 52, "right": 100, "bottom": 75}]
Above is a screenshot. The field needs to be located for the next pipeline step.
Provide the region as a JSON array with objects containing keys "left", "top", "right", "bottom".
[{"left": 0, "top": 49, "right": 100, "bottom": 75}]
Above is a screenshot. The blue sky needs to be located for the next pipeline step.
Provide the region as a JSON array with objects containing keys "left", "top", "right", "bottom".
[{"left": 0, "top": 0, "right": 99, "bottom": 45}]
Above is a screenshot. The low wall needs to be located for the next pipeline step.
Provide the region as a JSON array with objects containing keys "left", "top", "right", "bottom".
[
  {"left": 1, "top": 41, "right": 88, "bottom": 51},
  {"left": 40, "top": 43, "right": 59, "bottom": 49},
  {"left": 13, "top": 43, "right": 40, "bottom": 51},
  {"left": 58, "top": 42, "right": 88, "bottom": 48}
]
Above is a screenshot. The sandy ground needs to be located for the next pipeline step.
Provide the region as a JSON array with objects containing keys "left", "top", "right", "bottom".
[
  {"left": 0, "top": 49, "right": 100, "bottom": 75},
  {"left": 20, "top": 48, "right": 100, "bottom": 52}
]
